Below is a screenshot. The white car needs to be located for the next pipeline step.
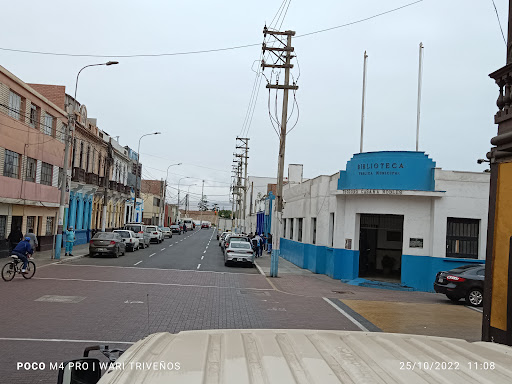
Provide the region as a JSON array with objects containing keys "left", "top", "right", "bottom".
[
  {"left": 159, "top": 226, "right": 173, "bottom": 238},
  {"left": 146, "top": 225, "right": 163, "bottom": 243},
  {"left": 113, "top": 230, "right": 140, "bottom": 251},
  {"left": 224, "top": 240, "right": 254, "bottom": 266},
  {"left": 218, "top": 232, "right": 229, "bottom": 246}
]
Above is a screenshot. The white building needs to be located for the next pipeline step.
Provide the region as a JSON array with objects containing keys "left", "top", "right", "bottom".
[{"left": 277, "top": 151, "right": 489, "bottom": 292}]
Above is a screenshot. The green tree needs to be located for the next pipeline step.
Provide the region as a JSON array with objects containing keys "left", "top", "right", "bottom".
[{"left": 219, "top": 210, "right": 232, "bottom": 218}]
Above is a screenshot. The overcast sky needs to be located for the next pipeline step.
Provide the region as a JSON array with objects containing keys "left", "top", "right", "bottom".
[{"left": 1, "top": 0, "right": 506, "bottom": 209}]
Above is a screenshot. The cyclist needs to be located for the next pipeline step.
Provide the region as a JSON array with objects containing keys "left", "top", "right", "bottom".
[{"left": 11, "top": 237, "right": 34, "bottom": 274}]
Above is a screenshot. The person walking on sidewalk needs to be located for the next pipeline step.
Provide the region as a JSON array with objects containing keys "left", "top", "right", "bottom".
[
  {"left": 26, "top": 228, "right": 38, "bottom": 256},
  {"left": 254, "top": 234, "right": 262, "bottom": 257},
  {"left": 65, "top": 226, "right": 76, "bottom": 256}
]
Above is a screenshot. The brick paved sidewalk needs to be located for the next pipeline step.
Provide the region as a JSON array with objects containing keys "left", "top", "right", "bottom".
[{"left": 0, "top": 243, "right": 90, "bottom": 268}]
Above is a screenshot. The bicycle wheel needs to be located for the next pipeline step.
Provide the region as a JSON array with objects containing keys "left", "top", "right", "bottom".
[
  {"left": 22, "top": 261, "right": 36, "bottom": 279},
  {"left": 2, "top": 262, "right": 16, "bottom": 282}
]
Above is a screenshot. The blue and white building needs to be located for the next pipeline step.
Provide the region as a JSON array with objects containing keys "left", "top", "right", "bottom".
[{"left": 277, "top": 151, "right": 490, "bottom": 292}]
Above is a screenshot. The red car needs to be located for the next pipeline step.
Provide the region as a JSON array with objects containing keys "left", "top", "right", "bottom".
[{"left": 201, "top": 223, "right": 209, "bottom": 229}]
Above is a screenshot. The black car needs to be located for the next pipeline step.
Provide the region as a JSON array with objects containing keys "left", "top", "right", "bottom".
[{"left": 434, "top": 264, "right": 485, "bottom": 307}]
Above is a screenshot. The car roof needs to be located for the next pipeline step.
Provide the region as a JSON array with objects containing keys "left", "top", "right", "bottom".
[{"left": 448, "top": 264, "right": 484, "bottom": 273}]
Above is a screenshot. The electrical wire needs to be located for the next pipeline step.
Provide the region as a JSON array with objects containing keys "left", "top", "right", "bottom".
[{"left": 491, "top": 0, "right": 507, "bottom": 45}]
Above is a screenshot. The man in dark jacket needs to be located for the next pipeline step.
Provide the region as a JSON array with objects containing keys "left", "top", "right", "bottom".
[
  {"left": 11, "top": 237, "right": 34, "bottom": 274},
  {"left": 7, "top": 227, "right": 23, "bottom": 252}
]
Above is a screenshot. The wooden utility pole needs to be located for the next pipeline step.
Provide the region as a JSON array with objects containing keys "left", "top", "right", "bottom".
[{"left": 262, "top": 27, "right": 298, "bottom": 277}]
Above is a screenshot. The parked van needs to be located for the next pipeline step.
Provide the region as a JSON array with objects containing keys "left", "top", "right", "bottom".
[
  {"left": 124, "top": 222, "right": 151, "bottom": 248},
  {"left": 182, "top": 218, "right": 194, "bottom": 230}
]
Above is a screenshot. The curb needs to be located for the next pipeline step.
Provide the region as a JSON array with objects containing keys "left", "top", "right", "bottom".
[{"left": 57, "top": 253, "right": 88, "bottom": 264}]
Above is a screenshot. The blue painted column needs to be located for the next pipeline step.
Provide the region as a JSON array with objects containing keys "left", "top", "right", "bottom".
[
  {"left": 76, "top": 193, "right": 85, "bottom": 230},
  {"left": 83, "top": 197, "right": 90, "bottom": 231},
  {"left": 69, "top": 192, "right": 78, "bottom": 230}
]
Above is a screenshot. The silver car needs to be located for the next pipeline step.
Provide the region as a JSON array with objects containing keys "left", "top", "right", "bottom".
[
  {"left": 124, "top": 223, "right": 151, "bottom": 249},
  {"left": 224, "top": 240, "right": 255, "bottom": 266}
]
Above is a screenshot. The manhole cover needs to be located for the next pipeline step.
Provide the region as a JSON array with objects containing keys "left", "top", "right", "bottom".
[
  {"left": 237, "top": 290, "right": 271, "bottom": 296},
  {"left": 35, "top": 295, "right": 86, "bottom": 303},
  {"left": 331, "top": 290, "right": 354, "bottom": 294}
]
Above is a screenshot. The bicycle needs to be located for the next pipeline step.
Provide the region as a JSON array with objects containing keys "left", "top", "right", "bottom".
[{"left": 1, "top": 254, "right": 36, "bottom": 281}]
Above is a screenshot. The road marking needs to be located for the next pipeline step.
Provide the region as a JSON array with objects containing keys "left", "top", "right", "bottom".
[
  {"left": 175, "top": 242, "right": 179, "bottom": 244},
  {"left": 134, "top": 261, "right": 142, "bottom": 266},
  {"left": 0, "top": 337, "right": 134, "bottom": 345},
  {"left": 169, "top": 245, "right": 173, "bottom": 247},
  {"left": 466, "top": 306, "right": 483, "bottom": 313},
  {"left": 197, "top": 264, "right": 201, "bottom": 269},
  {"left": 254, "top": 263, "right": 265, "bottom": 276},
  {"left": 149, "top": 253, "right": 156, "bottom": 257},
  {"left": 201, "top": 256, "right": 204, "bottom": 260},
  {"left": 161, "top": 248, "right": 165, "bottom": 251},
  {"left": 52, "top": 264, "right": 263, "bottom": 276},
  {"left": 323, "top": 298, "right": 369, "bottom": 332},
  {"left": 203, "top": 250, "right": 207, "bottom": 254}
]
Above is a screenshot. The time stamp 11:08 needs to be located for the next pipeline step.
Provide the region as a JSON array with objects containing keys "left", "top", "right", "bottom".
[{"left": 399, "top": 362, "right": 496, "bottom": 371}]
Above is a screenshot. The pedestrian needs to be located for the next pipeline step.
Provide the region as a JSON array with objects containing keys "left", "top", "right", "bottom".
[
  {"left": 26, "top": 228, "right": 38, "bottom": 255},
  {"left": 7, "top": 226, "right": 23, "bottom": 252},
  {"left": 267, "top": 233, "right": 272, "bottom": 254},
  {"left": 254, "top": 233, "right": 262, "bottom": 257},
  {"left": 251, "top": 236, "right": 258, "bottom": 255},
  {"left": 65, "top": 226, "right": 76, "bottom": 256},
  {"left": 183, "top": 223, "right": 187, "bottom": 233}
]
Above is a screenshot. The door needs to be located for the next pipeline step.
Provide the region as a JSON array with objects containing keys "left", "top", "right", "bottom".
[{"left": 11, "top": 216, "right": 23, "bottom": 234}]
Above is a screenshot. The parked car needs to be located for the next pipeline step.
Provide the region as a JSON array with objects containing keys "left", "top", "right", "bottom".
[
  {"left": 434, "top": 264, "right": 485, "bottom": 307},
  {"left": 222, "top": 234, "right": 249, "bottom": 251},
  {"left": 159, "top": 226, "right": 173, "bottom": 238},
  {"left": 113, "top": 230, "right": 140, "bottom": 251},
  {"left": 146, "top": 225, "right": 163, "bottom": 243},
  {"left": 224, "top": 240, "right": 255, "bottom": 266},
  {"left": 170, "top": 224, "right": 182, "bottom": 235},
  {"left": 89, "top": 232, "right": 126, "bottom": 258},
  {"left": 124, "top": 222, "right": 151, "bottom": 249},
  {"left": 218, "top": 232, "right": 229, "bottom": 246}
]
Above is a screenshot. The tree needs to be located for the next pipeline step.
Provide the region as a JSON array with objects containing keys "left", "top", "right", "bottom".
[
  {"left": 219, "top": 210, "right": 232, "bottom": 219},
  {"left": 198, "top": 195, "right": 209, "bottom": 211}
]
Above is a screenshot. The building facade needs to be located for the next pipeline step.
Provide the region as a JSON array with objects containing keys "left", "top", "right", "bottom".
[
  {"left": 277, "top": 151, "right": 490, "bottom": 292},
  {"left": 0, "top": 66, "right": 68, "bottom": 255},
  {"left": 141, "top": 179, "right": 164, "bottom": 225},
  {"left": 125, "top": 146, "right": 142, "bottom": 223}
]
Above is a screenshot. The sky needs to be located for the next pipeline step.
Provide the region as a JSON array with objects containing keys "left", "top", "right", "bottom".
[{"left": 0, "top": 0, "right": 506, "bottom": 209}]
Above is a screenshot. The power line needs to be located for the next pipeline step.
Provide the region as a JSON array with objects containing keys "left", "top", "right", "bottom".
[
  {"left": 0, "top": 1, "right": 424, "bottom": 59},
  {"left": 490, "top": 0, "right": 506, "bottom": 45}
]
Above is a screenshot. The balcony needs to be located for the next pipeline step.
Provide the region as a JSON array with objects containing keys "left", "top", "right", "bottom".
[
  {"left": 86, "top": 173, "right": 99, "bottom": 186},
  {"left": 72, "top": 167, "right": 86, "bottom": 182},
  {"left": 109, "top": 180, "right": 116, "bottom": 190},
  {"left": 116, "top": 182, "right": 122, "bottom": 192},
  {"left": 124, "top": 185, "right": 132, "bottom": 194},
  {"left": 98, "top": 176, "right": 105, "bottom": 187}
]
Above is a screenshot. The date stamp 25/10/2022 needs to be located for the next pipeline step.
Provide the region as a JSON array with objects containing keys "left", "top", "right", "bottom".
[{"left": 399, "top": 361, "right": 496, "bottom": 371}]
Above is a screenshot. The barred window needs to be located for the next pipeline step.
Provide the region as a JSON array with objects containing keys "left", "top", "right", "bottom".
[
  {"left": 8, "top": 91, "right": 21, "bottom": 119},
  {"left": 3, "top": 149, "right": 20, "bottom": 178},
  {"left": 46, "top": 217, "right": 54, "bottom": 235},
  {"left": 26, "top": 157, "right": 36, "bottom": 182},
  {"left": 43, "top": 113, "right": 53, "bottom": 136},
  {"left": 41, "top": 162, "right": 53, "bottom": 186},
  {"left": 26, "top": 216, "right": 35, "bottom": 234},
  {"left": 0, "top": 215, "right": 6, "bottom": 240},
  {"left": 446, "top": 218, "right": 480, "bottom": 259},
  {"left": 297, "top": 218, "right": 303, "bottom": 242}
]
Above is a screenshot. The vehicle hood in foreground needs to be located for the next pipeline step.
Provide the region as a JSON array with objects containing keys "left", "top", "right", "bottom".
[{"left": 98, "top": 329, "right": 512, "bottom": 383}]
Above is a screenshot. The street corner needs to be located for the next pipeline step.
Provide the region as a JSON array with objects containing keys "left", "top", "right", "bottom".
[{"left": 339, "top": 298, "right": 483, "bottom": 342}]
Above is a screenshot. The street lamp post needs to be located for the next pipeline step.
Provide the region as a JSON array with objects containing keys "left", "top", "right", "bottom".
[
  {"left": 54, "top": 61, "right": 118, "bottom": 260},
  {"left": 177, "top": 177, "right": 190, "bottom": 221},
  {"left": 132, "top": 132, "right": 161, "bottom": 223},
  {"left": 160, "top": 163, "right": 182, "bottom": 226}
]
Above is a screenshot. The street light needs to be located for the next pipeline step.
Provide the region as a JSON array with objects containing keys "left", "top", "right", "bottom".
[
  {"left": 54, "top": 61, "right": 119, "bottom": 260},
  {"left": 160, "top": 162, "right": 182, "bottom": 226},
  {"left": 132, "top": 132, "right": 161, "bottom": 222}
]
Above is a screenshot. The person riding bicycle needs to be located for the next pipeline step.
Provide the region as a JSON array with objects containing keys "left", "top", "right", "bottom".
[{"left": 11, "top": 237, "right": 34, "bottom": 274}]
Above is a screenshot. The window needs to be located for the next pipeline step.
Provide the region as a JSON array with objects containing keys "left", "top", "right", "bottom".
[
  {"left": 43, "top": 113, "right": 54, "bottom": 136},
  {"left": 0, "top": 215, "right": 6, "bottom": 239},
  {"left": 25, "top": 157, "right": 37, "bottom": 182},
  {"left": 298, "top": 218, "right": 303, "bottom": 242},
  {"left": 289, "top": 218, "right": 294, "bottom": 240},
  {"left": 283, "top": 218, "right": 287, "bottom": 239},
  {"left": 29, "top": 104, "right": 39, "bottom": 127},
  {"left": 153, "top": 197, "right": 160, "bottom": 206},
  {"left": 41, "top": 162, "right": 53, "bottom": 186},
  {"left": 72, "top": 138, "right": 77, "bottom": 169},
  {"left": 86, "top": 146, "right": 90, "bottom": 172},
  {"left": 79, "top": 142, "right": 84, "bottom": 169},
  {"left": 3, "top": 149, "right": 20, "bottom": 178},
  {"left": 311, "top": 218, "right": 317, "bottom": 245},
  {"left": 45, "top": 217, "right": 54, "bottom": 235},
  {"left": 26, "top": 216, "right": 35, "bottom": 234},
  {"left": 446, "top": 218, "right": 479, "bottom": 259},
  {"left": 8, "top": 91, "right": 21, "bottom": 119},
  {"left": 58, "top": 167, "right": 63, "bottom": 189},
  {"left": 329, "top": 213, "right": 335, "bottom": 247}
]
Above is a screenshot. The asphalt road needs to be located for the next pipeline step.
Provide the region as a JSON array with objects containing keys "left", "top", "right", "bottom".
[{"left": 73, "top": 227, "right": 259, "bottom": 273}]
